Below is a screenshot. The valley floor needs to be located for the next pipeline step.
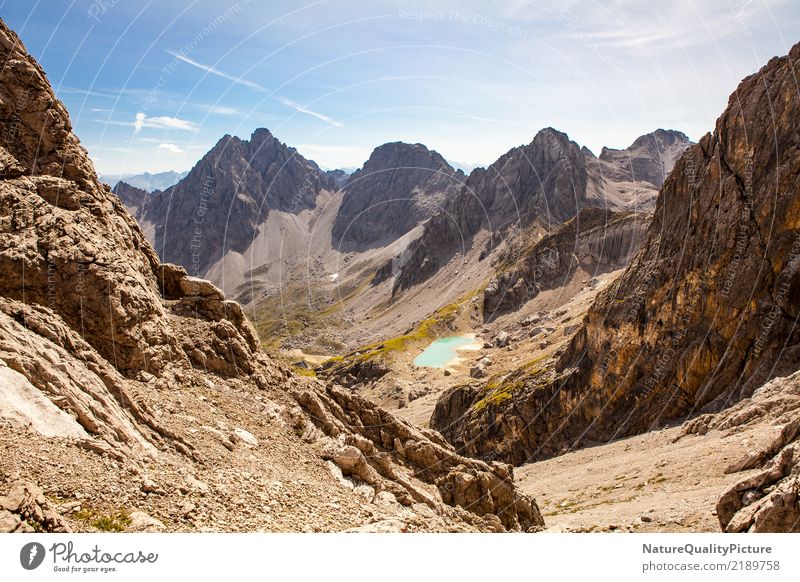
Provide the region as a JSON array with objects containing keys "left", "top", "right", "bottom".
[{"left": 516, "top": 422, "right": 775, "bottom": 532}]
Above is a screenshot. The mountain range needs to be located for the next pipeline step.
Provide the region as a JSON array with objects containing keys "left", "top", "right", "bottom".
[{"left": 1, "top": 15, "right": 799, "bottom": 534}]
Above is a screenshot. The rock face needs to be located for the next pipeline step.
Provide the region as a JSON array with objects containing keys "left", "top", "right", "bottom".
[
  {"left": 598, "top": 129, "right": 692, "bottom": 189},
  {"left": 388, "top": 128, "right": 687, "bottom": 294},
  {"left": 684, "top": 371, "right": 800, "bottom": 532},
  {"left": 331, "top": 142, "right": 462, "bottom": 250},
  {"left": 112, "top": 180, "right": 149, "bottom": 222},
  {"left": 144, "top": 128, "right": 334, "bottom": 275},
  {"left": 294, "top": 383, "right": 543, "bottom": 531},
  {"left": 0, "top": 18, "right": 537, "bottom": 532},
  {"left": 483, "top": 208, "right": 649, "bottom": 319},
  {"left": 431, "top": 43, "right": 800, "bottom": 465}
]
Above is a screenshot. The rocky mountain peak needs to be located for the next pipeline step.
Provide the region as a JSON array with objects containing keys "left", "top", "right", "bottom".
[
  {"left": 331, "top": 141, "right": 462, "bottom": 250},
  {"left": 142, "top": 127, "right": 333, "bottom": 275}
]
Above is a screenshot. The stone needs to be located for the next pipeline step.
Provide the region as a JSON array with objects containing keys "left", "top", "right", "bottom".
[
  {"left": 233, "top": 428, "right": 259, "bottom": 447},
  {"left": 0, "top": 509, "right": 20, "bottom": 533},
  {"left": 141, "top": 478, "right": 161, "bottom": 494},
  {"left": 470, "top": 364, "right": 486, "bottom": 379},
  {"left": 128, "top": 511, "right": 166, "bottom": 532},
  {"left": 494, "top": 331, "right": 510, "bottom": 348}
]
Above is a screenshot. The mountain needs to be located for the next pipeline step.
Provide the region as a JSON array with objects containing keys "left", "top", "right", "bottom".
[
  {"left": 331, "top": 142, "right": 463, "bottom": 251},
  {"left": 145, "top": 129, "right": 334, "bottom": 277},
  {"left": 0, "top": 18, "right": 540, "bottom": 533},
  {"left": 598, "top": 129, "right": 691, "bottom": 189},
  {"left": 324, "top": 168, "right": 351, "bottom": 189},
  {"left": 112, "top": 180, "right": 148, "bottom": 218},
  {"left": 387, "top": 128, "right": 663, "bottom": 294},
  {"left": 99, "top": 170, "right": 187, "bottom": 192},
  {"left": 431, "top": 42, "right": 800, "bottom": 472}
]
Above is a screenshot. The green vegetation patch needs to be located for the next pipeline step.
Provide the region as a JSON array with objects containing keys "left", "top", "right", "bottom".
[
  {"left": 73, "top": 508, "right": 132, "bottom": 532},
  {"left": 471, "top": 354, "right": 552, "bottom": 411}
]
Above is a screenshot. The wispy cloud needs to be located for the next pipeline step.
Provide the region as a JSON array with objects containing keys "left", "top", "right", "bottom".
[
  {"left": 58, "top": 87, "right": 119, "bottom": 99},
  {"left": 133, "top": 113, "right": 198, "bottom": 133},
  {"left": 278, "top": 97, "right": 344, "bottom": 127},
  {"left": 157, "top": 143, "right": 184, "bottom": 154},
  {"left": 207, "top": 105, "right": 242, "bottom": 115},
  {"left": 167, "top": 50, "right": 266, "bottom": 92}
]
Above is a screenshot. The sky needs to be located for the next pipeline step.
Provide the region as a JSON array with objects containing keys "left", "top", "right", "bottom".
[{"left": 2, "top": 0, "right": 798, "bottom": 175}]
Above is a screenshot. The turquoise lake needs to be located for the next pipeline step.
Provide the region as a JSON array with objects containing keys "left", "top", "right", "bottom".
[{"left": 412, "top": 335, "right": 477, "bottom": 368}]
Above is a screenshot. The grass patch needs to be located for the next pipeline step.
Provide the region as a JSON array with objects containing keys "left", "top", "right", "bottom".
[{"left": 73, "top": 508, "right": 131, "bottom": 532}]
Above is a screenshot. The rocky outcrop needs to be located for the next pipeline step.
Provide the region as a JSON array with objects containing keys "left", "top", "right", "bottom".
[
  {"left": 331, "top": 142, "right": 462, "bottom": 250},
  {"left": 0, "top": 479, "right": 71, "bottom": 533},
  {"left": 144, "top": 128, "right": 334, "bottom": 275},
  {"left": 684, "top": 371, "right": 800, "bottom": 532},
  {"left": 431, "top": 42, "right": 800, "bottom": 465},
  {"left": 293, "top": 383, "right": 543, "bottom": 531},
  {"left": 483, "top": 208, "right": 649, "bottom": 318}
]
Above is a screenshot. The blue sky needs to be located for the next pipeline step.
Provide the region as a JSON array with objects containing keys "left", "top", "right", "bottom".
[{"left": 2, "top": 0, "right": 798, "bottom": 174}]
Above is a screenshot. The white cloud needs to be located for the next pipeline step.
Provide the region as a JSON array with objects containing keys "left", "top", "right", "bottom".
[
  {"left": 207, "top": 105, "right": 242, "bottom": 115},
  {"left": 133, "top": 113, "right": 198, "bottom": 133},
  {"left": 278, "top": 97, "right": 344, "bottom": 128},
  {"left": 157, "top": 143, "right": 184, "bottom": 154},
  {"left": 168, "top": 51, "right": 266, "bottom": 92}
]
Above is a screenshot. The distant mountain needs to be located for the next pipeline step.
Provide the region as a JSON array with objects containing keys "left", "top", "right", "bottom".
[
  {"left": 99, "top": 170, "right": 188, "bottom": 192},
  {"left": 447, "top": 160, "right": 483, "bottom": 175},
  {"left": 387, "top": 127, "right": 691, "bottom": 293},
  {"left": 143, "top": 128, "right": 334, "bottom": 277},
  {"left": 324, "top": 168, "right": 351, "bottom": 189},
  {"left": 331, "top": 142, "right": 463, "bottom": 251},
  {"left": 598, "top": 129, "right": 692, "bottom": 189}
]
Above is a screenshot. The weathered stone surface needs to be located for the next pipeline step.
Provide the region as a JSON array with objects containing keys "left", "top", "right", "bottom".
[
  {"left": 483, "top": 208, "right": 649, "bottom": 319},
  {"left": 294, "top": 383, "right": 544, "bottom": 531},
  {"left": 431, "top": 43, "right": 800, "bottom": 465},
  {"left": 0, "top": 479, "right": 71, "bottom": 532}
]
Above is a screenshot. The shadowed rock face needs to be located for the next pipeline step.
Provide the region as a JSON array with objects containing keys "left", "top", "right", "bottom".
[
  {"left": 112, "top": 180, "right": 149, "bottom": 220},
  {"left": 432, "top": 42, "right": 800, "bottom": 465},
  {"left": 482, "top": 208, "right": 649, "bottom": 319},
  {"left": 144, "top": 129, "right": 334, "bottom": 275},
  {"left": 331, "top": 142, "right": 462, "bottom": 251}
]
